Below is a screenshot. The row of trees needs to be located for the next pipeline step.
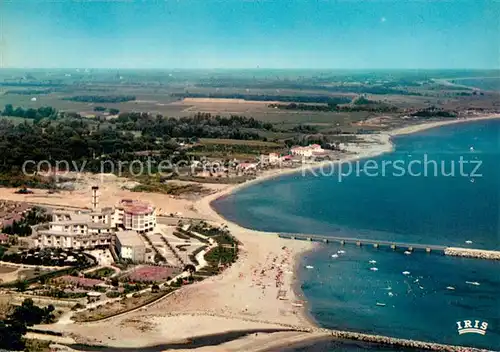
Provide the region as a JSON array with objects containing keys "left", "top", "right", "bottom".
[
  {"left": 93, "top": 106, "right": 120, "bottom": 114},
  {"left": 63, "top": 95, "right": 136, "bottom": 103},
  {"left": 174, "top": 92, "right": 353, "bottom": 104},
  {"left": 1, "top": 104, "right": 57, "bottom": 122},
  {"left": 411, "top": 107, "right": 457, "bottom": 118},
  {"left": 114, "top": 112, "right": 271, "bottom": 140}
]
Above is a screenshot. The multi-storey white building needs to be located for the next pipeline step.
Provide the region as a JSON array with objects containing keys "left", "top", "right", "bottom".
[
  {"left": 37, "top": 210, "right": 114, "bottom": 249},
  {"left": 35, "top": 187, "right": 156, "bottom": 249},
  {"left": 115, "top": 199, "right": 156, "bottom": 233},
  {"left": 115, "top": 230, "right": 147, "bottom": 262}
]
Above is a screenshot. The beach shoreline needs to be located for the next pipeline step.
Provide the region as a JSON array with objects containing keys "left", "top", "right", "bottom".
[
  {"left": 11, "top": 114, "right": 500, "bottom": 351},
  {"left": 197, "top": 113, "right": 500, "bottom": 332}
]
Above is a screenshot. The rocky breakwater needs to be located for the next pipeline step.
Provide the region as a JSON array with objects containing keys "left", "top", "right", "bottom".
[
  {"left": 327, "top": 330, "right": 493, "bottom": 351},
  {"left": 445, "top": 247, "right": 500, "bottom": 260}
]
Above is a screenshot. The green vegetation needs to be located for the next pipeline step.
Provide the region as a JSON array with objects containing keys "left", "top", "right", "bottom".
[
  {"left": 1, "top": 104, "right": 57, "bottom": 122},
  {"left": 2, "top": 207, "right": 50, "bottom": 237},
  {"left": 268, "top": 102, "right": 342, "bottom": 112},
  {"left": 131, "top": 182, "right": 208, "bottom": 196},
  {"left": 411, "top": 107, "right": 457, "bottom": 118},
  {"left": 63, "top": 95, "right": 136, "bottom": 103},
  {"left": 83, "top": 267, "right": 116, "bottom": 279},
  {"left": 0, "top": 298, "right": 55, "bottom": 351}
]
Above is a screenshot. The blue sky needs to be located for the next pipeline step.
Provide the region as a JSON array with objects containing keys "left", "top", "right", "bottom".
[{"left": 2, "top": 0, "right": 499, "bottom": 69}]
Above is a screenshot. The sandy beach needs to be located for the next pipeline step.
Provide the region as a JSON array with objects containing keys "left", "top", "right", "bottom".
[{"left": 5, "top": 114, "right": 500, "bottom": 351}]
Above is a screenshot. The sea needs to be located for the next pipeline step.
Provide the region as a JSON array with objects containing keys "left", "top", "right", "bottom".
[{"left": 213, "top": 120, "right": 500, "bottom": 351}]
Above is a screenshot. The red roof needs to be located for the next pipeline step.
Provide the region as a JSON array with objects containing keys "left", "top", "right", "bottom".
[{"left": 0, "top": 234, "right": 9, "bottom": 242}]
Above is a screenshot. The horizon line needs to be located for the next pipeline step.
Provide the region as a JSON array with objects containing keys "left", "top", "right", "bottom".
[{"left": 1, "top": 67, "right": 500, "bottom": 71}]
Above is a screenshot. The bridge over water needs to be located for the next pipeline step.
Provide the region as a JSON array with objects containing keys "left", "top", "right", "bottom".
[
  {"left": 278, "top": 233, "right": 447, "bottom": 253},
  {"left": 278, "top": 233, "right": 500, "bottom": 260}
]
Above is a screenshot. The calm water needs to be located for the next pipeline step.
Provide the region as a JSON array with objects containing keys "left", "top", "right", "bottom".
[{"left": 214, "top": 120, "right": 500, "bottom": 351}]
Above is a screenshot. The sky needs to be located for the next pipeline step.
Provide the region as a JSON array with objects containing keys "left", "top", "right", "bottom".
[{"left": 1, "top": 0, "right": 499, "bottom": 69}]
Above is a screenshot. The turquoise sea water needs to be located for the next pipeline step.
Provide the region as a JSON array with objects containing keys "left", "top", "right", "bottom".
[{"left": 213, "top": 120, "right": 500, "bottom": 351}]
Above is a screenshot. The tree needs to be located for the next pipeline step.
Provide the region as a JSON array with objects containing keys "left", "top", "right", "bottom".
[
  {"left": 154, "top": 253, "right": 165, "bottom": 264},
  {"left": 109, "top": 108, "right": 120, "bottom": 115},
  {"left": 183, "top": 264, "right": 196, "bottom": 275},
  {"left": 151, "top": 284, "right": 160, "bottom": 293},
  {"left": 2, "top": 104, "right": 14, "bottom": 116},
  {"left": 15, "top": 280, "right": 28, "bottom": 292},
  {"left": 110, "top": 277, "right": 119, "bottom": 287}
]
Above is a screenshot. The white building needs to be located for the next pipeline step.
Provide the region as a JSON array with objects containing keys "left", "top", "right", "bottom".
[
  {"left": 290, "top": 144, "right": 324, "bottom": 158},
  {"left": 290, "top": 146, "right": 313, "bottom": 157},
  {"left": 36, "top": 187, "right": 156, "bottom": 250},
  {"left": 37, "top": 210, "right": 114, "bottom": 249},
  {"left": 268, "top": 153, "right": 280, "bottom": 164},
  {"left": 115, "top": 230, "right": 146, "bottom": 263},
  {"left": 115, "top": 199, "right": 156, "bottom": 233}
]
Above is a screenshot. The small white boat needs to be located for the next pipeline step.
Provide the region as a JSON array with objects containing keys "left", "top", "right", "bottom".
[
  {"left": 337, "top": 250, "right": 346, "bottom": 254},
  {"left": 376, "top": 302, "right": 386, "bottom": 307},
  {"left": 291, "top": 302, "right": 304, "bottom": 307},
  {"left": 402, "top": 271, "right": 410, "bottom": 275},
  {"left": 369, "top": 267, "right": 378, "bottom": 271},
  {"left": 466, "top": 281, "right": 480, "bottom": 286},
  {"left": 465, "top": 240, "right": 473, "bottom": 244},
  {"left": 446, "top": 286, "right": 455, "bottom": 290},
  {"left": 305, "top": 265, "right": 314, "bottom": 269},
  {"left": 331, "top": 254, "right": 339, "bottom": 258},
  {"left": 383, "top": 286, "right": 392, "bottom": 290},
  {"left": 404, "top": 251, "right": 412, "bottom": 255},
  {"left": 470, "top": 178, "right": 475, "bottom": 183},
  {"left": 470, "top": 146, "right": 474, "bottom": 152},
  {"left": 369, "top": 260, "right": 377, "bottom": 264},
  {"left": 419, "top": 285, "right": 424, "bottom": 290},
  {"left": 388, "top": 292, "right": 394, "bottom": 297}
]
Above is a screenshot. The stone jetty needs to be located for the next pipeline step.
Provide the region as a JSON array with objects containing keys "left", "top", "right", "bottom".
[
  {"left": 445, "top": 247, "right": 500, "bottom": 260},
  {"left": 326, "top": 329, "right": 493, "bottom": 351}
]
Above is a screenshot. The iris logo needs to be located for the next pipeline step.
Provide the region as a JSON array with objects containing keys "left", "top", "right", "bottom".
[{"left": 456, "top": 320, "right": 488, "bottom": 335}]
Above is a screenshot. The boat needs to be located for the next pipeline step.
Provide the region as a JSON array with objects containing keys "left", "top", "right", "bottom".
[
  {"left": 470, "top": 146, "right": 474, "bottom": 152},
  {"left": 404, "top": 251, "right": 412, "bottom": 255},
  {"left": 388, "top": 292, "right": 394, "bottom": 297},
  {"left": 402, "top": 271, "right": 410, "bottom": 275},
  {"left": 466, "top": 281, "right": 480, "bottom": 286},
  {"left": 376, "top": 302, "right": 386, "bottom": 307},
  {"left": 446, "top": 286, "right": 455, "bottom": 290},
  {"left": 331, "top": 254, "right": 339, "bottom": 258},
  {"left": 291, "top": 302, "right": 304, "bottom": 307},
  {"left": 337, "top": 250, "right": 346, "bottom": 254},
  {"left": 369, "top": 260, "right": 377, "bottom": 264},
  {"left": 470, "top": 178, "right": 475, "bottom": 183},
  {"left": 305, "top": 265, "right": 314, "bottom": 269},
  {"left": 369, "top": 267, "right": 378, "bottom": 271},
  {"left": 465, "top": 240, "right": 473, "bottom": 244}
]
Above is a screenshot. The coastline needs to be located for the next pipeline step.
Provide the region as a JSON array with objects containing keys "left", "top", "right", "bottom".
[
  {"left": 30, "top": 114, "right": 500, "bottom": 352},
  {"left": 194, "top": 113, "right": 500, "bottom": 343}
]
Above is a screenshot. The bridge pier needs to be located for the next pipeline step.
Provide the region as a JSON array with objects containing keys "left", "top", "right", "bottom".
[
  {"left": 391, "top": 244, "right": 397, "bottom": 250},
  {"left": 356, "top": 241, "right": 362, "bottom": 247},
  {"left": 373, "top": 243, "right": 379, "bottom": 249},
  {"left": 323, "top": 239, "right": 329, "bottom": 243},
  {"left": 307, "top": 237, "right": 312, "bottom": 241},
  {"left": 407, "top": 247, "right": 413, "bottom": 252},
  {"left": 340, "top": 240, "right": 345, "bottom": 246},
  {"left": 291, "top": 236, "right": 296, "bottom": 240},
  {"left": 426, "top": 247, "right": 432, "bottom": 253}
]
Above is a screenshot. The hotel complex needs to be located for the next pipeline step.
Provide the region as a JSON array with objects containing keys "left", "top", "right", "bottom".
[{"left": 35, "top": 187, "right": 156, "bottom": 262}]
